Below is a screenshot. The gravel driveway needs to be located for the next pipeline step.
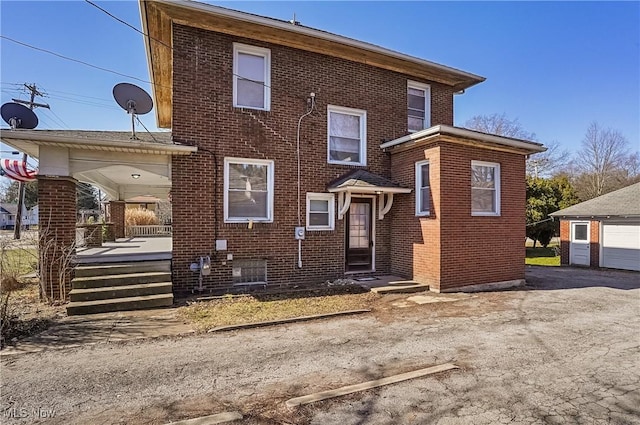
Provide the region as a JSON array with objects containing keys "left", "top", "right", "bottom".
[{"left": 2, "top": 266, "right": 639, "bottom": 424}]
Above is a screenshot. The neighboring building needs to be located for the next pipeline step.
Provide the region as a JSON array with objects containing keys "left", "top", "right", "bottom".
[
  {"left": 126, "top": 195, "right": 162, "bottom": 211},
  {"left": 140, "top": 0, "right": 546, "bottom": 296},
  {"left": 0, "top": 203, "right": 28, "bottom": 230},
  {"left": 551, "top": 182, "right": 640, "bottom": 272}
]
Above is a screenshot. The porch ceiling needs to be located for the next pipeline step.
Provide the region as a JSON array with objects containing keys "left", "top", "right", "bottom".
[{"left": 0, "top": 129, "right": 197, "bottom": 201}]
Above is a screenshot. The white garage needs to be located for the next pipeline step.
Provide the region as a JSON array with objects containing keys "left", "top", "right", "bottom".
[
  {"left": 551, "top": 183, "right": 640, "bottom": 272},
  {"left": 601, "top": 222, "right": 640, "bottom": 271}
]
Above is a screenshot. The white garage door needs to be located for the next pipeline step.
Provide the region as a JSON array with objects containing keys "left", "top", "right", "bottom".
[{"left": 601, "top": 223, "right": 640, "bottom": 271}]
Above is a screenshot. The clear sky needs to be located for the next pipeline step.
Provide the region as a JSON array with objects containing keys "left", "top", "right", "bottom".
[{"left": 1, "top": 1, "right": 639, "bottom": 160}]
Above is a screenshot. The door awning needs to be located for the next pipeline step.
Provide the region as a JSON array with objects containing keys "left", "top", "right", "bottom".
[{"left": 327, "top": 169, "right": 411, "bottom": 220}]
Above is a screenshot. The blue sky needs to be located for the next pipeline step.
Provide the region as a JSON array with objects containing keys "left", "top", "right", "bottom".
[{"left": 1, "top": 1, "right": 639, "bottom": 159}]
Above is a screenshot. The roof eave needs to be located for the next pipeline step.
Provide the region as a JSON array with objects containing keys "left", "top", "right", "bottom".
[
  {"left": 141, "top": 0, "right": 486, "bottom": 128},
  {"left": 328, "top": 186, "right": 412, "bottom": 194},
  {"left": 0, "top": 130, "right": 197, "bottom": 156},
  {"left": 381, "top": 124, "right": 546, "bottom": 155}
]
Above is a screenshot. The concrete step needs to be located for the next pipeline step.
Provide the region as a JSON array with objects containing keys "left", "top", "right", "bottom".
[
  {"left": 71, "top": 272, "right": 171, "bottom": 289},
  {"left": 69, "top": 282, "right": 173, "bottom": 302},
  {"left": 74, "top": 260, "right": 171, "bottom": 277},
  {"left": 66, "top": 293, "right": 174, "bottom": 316},
  {"left": 370, "top": 284, "right": 430, "bottom": 294}
]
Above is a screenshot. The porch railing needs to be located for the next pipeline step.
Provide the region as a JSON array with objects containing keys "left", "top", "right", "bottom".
[{"left": 126, "top": 225, "right": 172, "bottom": 237}]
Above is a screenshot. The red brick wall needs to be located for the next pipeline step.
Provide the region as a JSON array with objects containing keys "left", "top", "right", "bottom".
[
  {"left": 38, "top": 176, "right": 77, "bottom": 301},
  {"left": 389, "top": 146, "right": 441, "bottom": 287},
  {"left": 170, "top": 24, "right": 455, "bottom": 295},
  {"left": 438, "top": 143, "right": 526, "bottom": 291},
  {"left": 108, "top": 201, "right": 125, "bottom": 239},
  {"left": 559, "top": 220, "right": 570, "bottom": 265},
  {"left": 590, "top": 220, "right": 600, "bottom": 267},
  {"left": 389, "top": 142, "right": 526, "bottom": 292}
]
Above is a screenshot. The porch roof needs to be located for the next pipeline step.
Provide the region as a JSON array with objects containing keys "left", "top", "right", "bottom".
[
  {"left": 380, "top": 124, "right": 546, "bottom": 155},
  {"left": 327, "top": 169, "right": 411, "bottom": 195},
  {"left": 0, "top": 129, "right": 196, "bottom": 158}
]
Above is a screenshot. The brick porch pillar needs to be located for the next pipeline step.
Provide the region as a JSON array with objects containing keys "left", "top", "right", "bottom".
[
  {"left": 38, "top": 176, "right": 77, "bottom": 301},
  {"left": 108, "top": 201, "right": 126, "bottom": 238}
]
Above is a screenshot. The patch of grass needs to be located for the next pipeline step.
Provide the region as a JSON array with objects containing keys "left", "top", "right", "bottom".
[
  {"left": 180, "top": 291, "right": 379, "bottom": 331},
  {"left": 1, "top": 248, "right": 38, "bottom": 277},
  {"left": 526, "top": 247, "right": 560, "bottom": 266}
]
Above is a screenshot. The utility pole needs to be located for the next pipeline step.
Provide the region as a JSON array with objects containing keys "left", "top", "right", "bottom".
[{"left": 12, "top": 83, "right": 49, "bottom": 240}]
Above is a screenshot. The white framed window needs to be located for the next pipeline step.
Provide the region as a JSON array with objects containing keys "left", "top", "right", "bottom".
[
  {"left": 233, "top": 43, "right": 271, "bottom": 110},
  {"left": 471, "top": 160, "right": 500, "bottom": 216},
  {"left": 224, "top": 157, "right": 274, "bottom": 223},
  {"left": 415, "top": 160, "right": 430, "bottom": 216},
  {"left": 306, "top": 193, "right": 335, "bottom": 231},
  {"left": 327, "top": 105, "right": 367, "bottom": 166},
  {"left": 407, "top": 81, "right": 431, "bottom": 132}
]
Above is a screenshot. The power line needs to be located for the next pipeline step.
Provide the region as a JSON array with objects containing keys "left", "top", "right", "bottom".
[
  {"left": 0, "top": 35, "right": 155, "bottom": 86},
  {"left": 46, "top": 108, "right": 71, "bottom": 129}
]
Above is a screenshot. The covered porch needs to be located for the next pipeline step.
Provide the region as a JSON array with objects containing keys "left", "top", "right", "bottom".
[{"left": 0, "top": 129, "right": 197, "bottom": 301}]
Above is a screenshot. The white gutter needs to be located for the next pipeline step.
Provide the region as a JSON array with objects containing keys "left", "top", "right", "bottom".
[
  {"left": 151, "top": 0, "right": 484, "bottom": 85},
  {"left": 0, "top": 130, "right": 197, "bottom": 155},
  {"left": 380, "top": 124, "right": 547, "bottom": 153}
]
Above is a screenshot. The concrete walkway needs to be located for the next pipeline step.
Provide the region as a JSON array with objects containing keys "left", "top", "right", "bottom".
[{"left": 0, "top": 308, "right": 194, "bottom": 356}]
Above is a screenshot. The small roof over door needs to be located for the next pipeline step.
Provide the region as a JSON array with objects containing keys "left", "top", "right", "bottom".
[{"left": 327, "top": 169, "right": 411, "bottom": 220}]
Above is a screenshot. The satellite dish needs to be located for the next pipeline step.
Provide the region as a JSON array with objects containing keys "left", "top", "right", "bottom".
[
  {"left": 1, "top": 102, "right": 38, "bottom": 129},
  {"left": 112, "top": 83, "right": 153, "bottom": 140}
]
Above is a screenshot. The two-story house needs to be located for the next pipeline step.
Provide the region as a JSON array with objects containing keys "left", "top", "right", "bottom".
[{"left": 140, "top": 0, "right": 545, "bottom": 296}]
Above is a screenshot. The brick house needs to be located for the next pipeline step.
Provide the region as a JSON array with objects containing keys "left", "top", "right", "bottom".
[{"left": 140, "top": 0, "right": 545, "bottom": 296}]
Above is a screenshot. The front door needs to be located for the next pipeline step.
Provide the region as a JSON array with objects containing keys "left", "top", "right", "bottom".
[
  {"left": 570, "top": 221, "right": 590, "bottom": 266},
  {"left": 346, "top": 199, "right": 373, "bottom": 272}
]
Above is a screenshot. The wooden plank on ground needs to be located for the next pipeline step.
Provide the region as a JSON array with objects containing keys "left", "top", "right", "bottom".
[{"left": 285, "top": 363, "right": 459, "bottom": 408}]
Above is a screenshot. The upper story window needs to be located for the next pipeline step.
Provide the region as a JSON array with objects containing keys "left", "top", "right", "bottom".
[
  {"left": 224, "top": 157, "right": 274, "bottom": 223},
  {"left": 306, "top": 193, "right": 335, "bottom": 231},
  {"left": 407, "top": 81, "right": 431, "bottom": 132},
  {"left": 327, "top": 105, "right": 367, "bottom": 166},
  {"left": 233, "top": 43, "right": 271, "bottom": 110},
  {"left": 415, "top": 160, "right": 430, "bottom": 216},
  {"left": 471, "top": 160, "right": 500, "bottom": 216}
]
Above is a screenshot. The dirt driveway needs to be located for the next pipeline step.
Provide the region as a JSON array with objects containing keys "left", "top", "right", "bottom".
[{"left": 2, "top": 266, "right": 639, "bottom": 424}]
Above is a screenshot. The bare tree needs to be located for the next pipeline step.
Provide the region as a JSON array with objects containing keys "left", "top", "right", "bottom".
[
  {"left": 572, "top": 122, "right": 630, "bottom": 200},
  {"left": 527, "top": 140, "right": 571, "bottom": 178},
  {"left": 464, "top": 113, "right": 536, "bottom": 140}
]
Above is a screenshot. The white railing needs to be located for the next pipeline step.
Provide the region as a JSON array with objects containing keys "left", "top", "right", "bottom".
[
  {"left": 126, "top": 225, "right": 172, "bottom": 237},
  {"left": 76, "top": 227, "right": 87, "bottom": 247}
]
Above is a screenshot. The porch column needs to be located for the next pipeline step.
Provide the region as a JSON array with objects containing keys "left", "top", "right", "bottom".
[
  {"left": 108, "top": 201, "right": 126, "bottom": 238},
  {"left": 38, "top": 175, "right": 77, "bottom": 301}
]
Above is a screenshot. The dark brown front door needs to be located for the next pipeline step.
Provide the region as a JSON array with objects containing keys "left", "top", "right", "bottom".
[{"left": 346, "top": 199, "right": 373, "bottom": 272}]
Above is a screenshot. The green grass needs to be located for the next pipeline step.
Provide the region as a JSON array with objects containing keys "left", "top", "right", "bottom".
[{"left": 526, "top": 247, "right": 560, "bottom": 266}]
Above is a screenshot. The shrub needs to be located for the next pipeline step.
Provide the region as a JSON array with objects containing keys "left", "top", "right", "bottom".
[{"left": 125, "top": 208, "right": 159, "bottom": 226}]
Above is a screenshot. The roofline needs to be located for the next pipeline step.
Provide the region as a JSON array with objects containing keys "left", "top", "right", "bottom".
[
  {"left": 156, "top": 0, "right": 485, "bottom": 86},
  {"left": 549, "top": 214, "right": 640, "bottom": 220},
  {"left": 327, "top": 186, "right": 412, "bottom": 194},
  {"left": 380, "top": 124, "right": 546, "bottom": 154},
  {"left": 0, "top": 129, "right": 197, "bottom": 156}
]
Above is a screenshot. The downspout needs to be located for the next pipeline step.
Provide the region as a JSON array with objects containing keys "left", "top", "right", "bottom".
[{"left": 296, "top": 93, "right": 316, "bottom": 268}]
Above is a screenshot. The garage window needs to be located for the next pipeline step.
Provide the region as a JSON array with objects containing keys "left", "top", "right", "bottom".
[{"left": 573, "top": 224, "right": 588, "bottom": 241}]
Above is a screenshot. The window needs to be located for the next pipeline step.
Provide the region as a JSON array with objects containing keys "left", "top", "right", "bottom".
[
  {"left": 407, "top": 81, "right": 431, "bottom": 132},
  {"left": 573, "top": 224, "right": 588, "bottom": 241},
  {"left": 224, "top": 158, "right": 274, "bottom": 223},
  {"left": 415, "top": 160, "right": 430, "bottom": 216},
  {"left": 306, "top": 193, "right": 335, "bottom": 231},
  {"left": 471, "top": 161, "right": 500, "bottom": 216},
  {"left": 327, "top": 105, "right": 367, "bottom": 166},
  {"left": 233, "top": 43, "right": 271, "bottom": 110}
]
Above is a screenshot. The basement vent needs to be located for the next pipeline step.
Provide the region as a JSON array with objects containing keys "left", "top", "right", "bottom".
[{"left": 232, "top": 259, "right": 267, "bottom": 285}]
